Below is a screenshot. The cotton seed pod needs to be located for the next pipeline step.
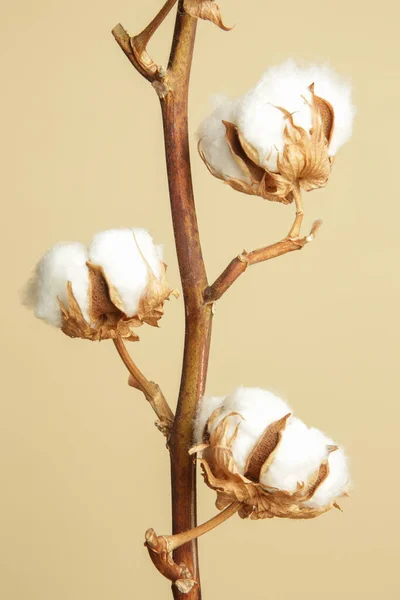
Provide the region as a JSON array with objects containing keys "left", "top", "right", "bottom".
[
  {"left": 192, "top": 388, "right": 349, "bottom": 520},
  {"left": 198, "top": 60, "right": 354, "bottom": 204},
  {"left": 24, "top": 229, "right": 177, "bottom": 342}
]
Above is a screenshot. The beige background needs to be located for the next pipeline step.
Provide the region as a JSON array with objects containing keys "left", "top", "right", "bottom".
[{"left": 1, "top": 0, "right": 399, "bottom": 598}]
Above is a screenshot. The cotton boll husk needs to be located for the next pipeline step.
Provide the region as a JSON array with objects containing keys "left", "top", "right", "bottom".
[
  {"left": 88, "top": 228, "right": 163, "bottom": 318},
  {"left": 193, "top": 395, "right": 225, "bottom": 446},
  {"left": 208, "top": 387, "right": 292, "bottom": 474},
  {"left": 25, "top": 242, "right": 90, "bottom": 328},
  {"left": 260, "top": 417, "right": 330, "bottom": 493},
  {"left": 303, "top": 441, "right": 349, "bottom": 508},
  {"left": 197, "top": 95, "right": 247, "bottom": 181},
  {"left": 290, "top": 61, "right": 355, "bottom": 156}
]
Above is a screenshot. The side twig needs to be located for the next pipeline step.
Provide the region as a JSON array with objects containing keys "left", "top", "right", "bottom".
[
  {"left": 145, "top": 502, "right": 241, "bottom": 593},
  {"left": 204, "top": 218, "right": 323, "bottom": 304},
  {"left": 113, "top": 336, "right": 174, "bottom": 438},
  {"left": 112, "top": 0, "right": 177, "bottom": 83}
]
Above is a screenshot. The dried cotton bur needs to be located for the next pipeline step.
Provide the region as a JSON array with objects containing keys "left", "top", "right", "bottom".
[
  {"left": 198, "top": 60, "right": 354, "bottom": 208},
  {"left": 24, "top": 228, "right": 177, "bottom": 342},
  {"left": 192, "top": 387, "right": 349, "bottom": 519}
]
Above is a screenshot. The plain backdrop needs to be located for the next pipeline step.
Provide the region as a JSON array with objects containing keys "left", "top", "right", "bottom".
[{"left": 1, "top": 1, "right": 399, "bottom": 598}]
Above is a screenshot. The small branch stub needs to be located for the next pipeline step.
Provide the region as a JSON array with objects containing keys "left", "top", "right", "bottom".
[
  {"left": 145, "top": 529, "right": 197, "bottom": 593},
  {"left": 113, "top": 337, "right": 174, "bottom": 438},
  {"left": 144, "top": 501, "right": 240, "bottom": 591}
]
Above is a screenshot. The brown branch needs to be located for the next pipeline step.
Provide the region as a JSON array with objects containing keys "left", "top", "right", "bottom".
[
  {"left": 204, "top": 219, "right": 323, "bottom": 304},
  {"left": 161, "top": 5, "right": 214, "bottom": 599},
  {"left": 145, "top": 502, "right": 240, "bottom": 592},
  {"left": 154, "top": 501, "right": 241, "bottom": 552},
  {"left": 112, "top": 2, "right": 230, "bottom": 598},
  {"left": 112, "top": 1, "right": 177, "bottom": 83},
  {"left": 113, "top": 336, "right": 174, "bottom": 438},
  {"left": 145, "top": 529, "right": 197, "bottom": 595}
]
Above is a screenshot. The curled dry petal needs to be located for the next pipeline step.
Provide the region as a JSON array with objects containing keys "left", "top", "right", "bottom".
[
  {"left": 191, "top": 410, "right": 345, "bottom": 520},
  {"left": 59, "top": 262, "right": 177, "bottom": 342},
  {"left": 183, "top": 0, "right": 232, "bottom": 31},
  {"left": 198, "top": 124, "right": 293, "bottom": 204}
]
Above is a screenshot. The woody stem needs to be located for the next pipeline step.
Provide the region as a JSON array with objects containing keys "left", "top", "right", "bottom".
[
  {"left": 113, "top": 336, "right": 174, "bottom": 435},
  {"left": 164, "top": 502, "right": 241, "bottom": 552},
  {"left": 288, "top": 185, "right": 304, "bottom": 239},
  {"left": 135, "top": 0, "right": 178, "bottom": 49},
  {"left": 204, "top": 217, "right": 322, "bottom": 304}
]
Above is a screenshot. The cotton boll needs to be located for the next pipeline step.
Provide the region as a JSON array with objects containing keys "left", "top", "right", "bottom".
[
  {"left": 26, "top": 242, "right": 90, "bottom": 328},
  {"left": 208, "top": 387, "right": 292, "bottom": 474},
  {"left": 303, "top": 441, "right": 349, "bottom": 508},
  {"left": 193, "top": 395, "right": 225, "bottom": 445},
  {"left": 236, "top": 62, "right": 314, "bottom": 172},
  {"left": 260, "top": 417, "right": 330, "bottom": 493},
  {"left": 197, "top": 95, "right": 247, "bottom": 181},
  {"left": 235, "top": 60, "right": 354, "bottom": 169},
  {"left": 88, "top": 228, "right": 163, "bottom": 318}
]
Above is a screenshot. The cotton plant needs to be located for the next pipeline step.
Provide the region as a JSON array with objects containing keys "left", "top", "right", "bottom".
[{"left": 24, "top": 1, "right": 355, "bottom": 598}]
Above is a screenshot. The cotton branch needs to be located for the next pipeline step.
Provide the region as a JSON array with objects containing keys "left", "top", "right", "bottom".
[
  {"left": 145, "top": 502, "right": 241, "bottom": 592},
  {"left": 204, "top": 218, "right": 323, "bottom": 304},
  {"left": 113, "top": 336, "right": 174, "bottom": 438},
  {"left": 112, "top": 0, "right": 177, "bottom": 83}
]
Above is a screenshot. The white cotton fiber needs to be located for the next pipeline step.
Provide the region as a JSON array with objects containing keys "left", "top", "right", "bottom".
[
  {"left": 24, "top": 242, "right": 90, "bottom": 327},
  {"left": 303, "top": 439, "right": 349, "bottom": 509},
  {"left": 204, "top": 387, "right": 292, "bottom": 474},
  {"left": 236, "top": 60, "right": 354, "bottom": 171},
  {"left": 193, "top": 394, "right": 225, "bottom": 445},
  {"left": 260, "top": 417, "right": 330, "bottom": 493},
  {"left": 195, "top": 386, "right": 349, "bottom": 506},
  {"left": 88, "top": 228, "right": 163, "bottom": 317},
  {"left": 197, "top": 95, "right": 248, "bottom": 181},
  {"left": 198, "top": 60, "right": 354, "bottom": 175}
]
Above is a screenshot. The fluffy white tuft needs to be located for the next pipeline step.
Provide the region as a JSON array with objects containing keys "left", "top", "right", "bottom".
[
  {"left": 195, "top": 387, "right": 292, "bottom": 474},
  {"left": 24, "top": 242, "right": 90, "bottom": 327},
  {"left": 260, "top": 417, "right": 330, "bottom": 493},
  {"left": 197, "top": 95, "right": 248, "bottom": 181},
  {"left": 88, "top": 228, "right": 163, "bottom": 317},
  {"left": 198, "top": 60, "right": 354, "bottom": 174},
  {"left": 193, "top": 394, "right": 226, "bottom": 446},
  {"left": 304, "top": 439, "right": 349, "bottom": 508},
  {"left": 195, "top": 386, "right": 349, "bottom": 507}
]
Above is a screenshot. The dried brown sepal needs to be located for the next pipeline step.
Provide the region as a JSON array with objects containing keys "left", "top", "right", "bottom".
[
  {"left": 59, "top": 279, "right": 140, "bottom": 343},
  {"left": 59, "top": 259, "right": 177, "bottom": 342},
  {"left": 192, "top": 411, "right": 345, "bottom": 520},
  {"left": 244, "top": 413, "right": 291, "bottom": 482},
  {"left": 270, "top": 94, "right": 333, "bottom": 196},
  {"left": 183, "top": 0, "right": 232, "bottom": 31},
  {"left": 309, "top": 83, "right": 335, "bottom": 144},
  {"left": 198, "top": 127, "right": 293, "bottom": 204},
  {"left": 136, "top": 264, "right": 178, "bottom": 328}
]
